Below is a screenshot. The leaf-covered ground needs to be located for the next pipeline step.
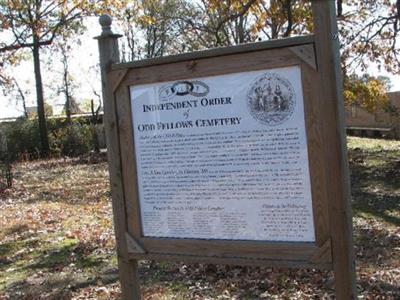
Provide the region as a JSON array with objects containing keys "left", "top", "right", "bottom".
[{"left": 0, "top": 137, "right": 399, "bottom": 299}]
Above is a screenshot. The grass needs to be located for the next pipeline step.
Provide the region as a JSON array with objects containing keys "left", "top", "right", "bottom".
[
  {"left": 348, "top": 137, "right": 400, "bottom": 226},
  {"left": 0, "top": 157, "right": 119, "bottom": 299},
  {"left": 347, "top": 137, "right": 400, "bottom": 298},
  {"left": 0, "top": 137, "right": 399, "bottom": 299}
]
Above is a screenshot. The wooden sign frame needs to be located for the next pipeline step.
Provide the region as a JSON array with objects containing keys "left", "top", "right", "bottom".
[
  {"left": 96, "top": 1, "right": 356, "bottom": 299},
  {"left": 117, "top": 35, "right": 330, "bottom": 263}
]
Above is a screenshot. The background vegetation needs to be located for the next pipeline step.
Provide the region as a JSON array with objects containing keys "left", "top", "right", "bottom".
[
  {"left": 1, "top": 0, "right": 400, "bottom": 157},
  {"left": 0, "top": 118, "right": 99, "bottom": 161}
]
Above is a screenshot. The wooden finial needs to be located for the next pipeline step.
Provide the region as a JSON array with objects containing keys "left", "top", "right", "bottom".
[{"left": 99, "top": 14, "right": 113, "bottom": 36}]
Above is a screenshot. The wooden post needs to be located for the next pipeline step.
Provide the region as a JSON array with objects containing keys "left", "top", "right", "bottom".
[
  {"left": 95, "top": 15, "right": 141, "bottom": 300},
  {"left": 311, "top": 1, "right": 357, "bottom": 299}
]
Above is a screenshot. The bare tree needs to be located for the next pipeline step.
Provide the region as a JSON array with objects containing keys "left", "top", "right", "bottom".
[{"left": 0, "top": 0, "right": 88, "bottom": 157}]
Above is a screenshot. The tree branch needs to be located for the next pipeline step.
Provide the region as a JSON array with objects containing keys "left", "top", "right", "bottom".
[
  {"left": 0, "top": 39, "right": 52, "bottom": 52},
  {"left": 215, "top": 0, "right": 258, "bottom": 33}
]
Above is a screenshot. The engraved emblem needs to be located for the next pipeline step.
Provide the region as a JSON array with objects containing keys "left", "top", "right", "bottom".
[
  {"left": 247, "top": 73, "right": 295, "bottom": 125},
  {"left": 159, "top": 80, "right": 209, "bottom": 100}
]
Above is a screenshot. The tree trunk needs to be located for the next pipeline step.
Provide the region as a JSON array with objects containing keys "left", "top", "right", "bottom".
[
  {"left": 337, "top": 0, "right": 343, "bottom": 17},
  {"left": 269, "top": 0, "right": 279, "bottom": 39},
  {"left": 63, "top": 52, "right": 72, "bottom": 124},
  {"left": 91, "top": 99, "right": 100, "bottom": 153},
  {"left": 32, "top": 39, "right": 50, "bottom": 157},
  {"left": 238, "top": 15, "right": 245, "bottom": 43},
  {"left": 13, "top": 79, "right": 28, "bottom": 118}
]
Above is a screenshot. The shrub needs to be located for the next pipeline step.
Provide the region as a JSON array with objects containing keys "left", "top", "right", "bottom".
[
  {"left": 1, "top": 118, "right": 41, "bottom": 161},
  {"left": 0, "top": 118, "right": 98, "bottom": 161},
  {"left": 53, "top": 124, "right": 94, "bottom": 157}
]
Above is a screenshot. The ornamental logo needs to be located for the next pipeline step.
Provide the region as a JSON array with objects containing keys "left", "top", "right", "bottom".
[
  {"left": 247, "top": 73, "right": 295, "bottom": 125},
  {"left": 159, "top": 80, "right": 209, "bottom": 100}
]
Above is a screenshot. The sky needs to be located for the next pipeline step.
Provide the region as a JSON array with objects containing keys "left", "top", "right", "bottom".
[
  {"left": 1, "top": 14, "right": 400, "bottom": 119},
  {"left": 0, "top": 17, "right": 102, "bottom": 119}
]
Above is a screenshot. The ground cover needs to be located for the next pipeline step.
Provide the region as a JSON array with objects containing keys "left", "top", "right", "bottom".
[{"left": 0, "top": 137, "right": 399, "bottom": 299}]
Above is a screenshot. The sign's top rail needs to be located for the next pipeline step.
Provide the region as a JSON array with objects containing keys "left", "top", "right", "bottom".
[{"left": 112, "top": 34, "right": 314, "bottom": 71}]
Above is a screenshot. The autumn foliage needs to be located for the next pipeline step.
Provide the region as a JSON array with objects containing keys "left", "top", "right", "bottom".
[
  {"left": 344, "top": 75, "right": 389, "bottom": 113},
  {"left": 0, "top": 0, "right": 399, "bottom": 156}
]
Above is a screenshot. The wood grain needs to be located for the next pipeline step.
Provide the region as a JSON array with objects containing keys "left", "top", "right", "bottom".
[
  {"left": 113, "top": 79, "right": 143, "bottom": 240},
  {"left": 300, "top": 62, "right": 331, "bottom": 246},
  {"left": 128, "top": 253, "right": 332, "bottom": 270},
  {"left": 289, "top": 44, "right": 317, "bottom": 70},
  {"left": 122, "top": 47, "right": 300, "bottom": 87},
  {"left": 113, "top": 35, "right": 314, "bottom": 71},
  {"left": 140, "top": 237, "right": 318, "bottom": 261},
  {"left": 312, "top": 1, "right": 357, "bottom": 299},
  {"left": 97, "top": 28, "right": 141, "bottom": 300}
]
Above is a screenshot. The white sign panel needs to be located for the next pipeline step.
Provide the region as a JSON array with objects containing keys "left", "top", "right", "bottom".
[{"left": 130, "top": 66, "right": 315, "bottom": 242}]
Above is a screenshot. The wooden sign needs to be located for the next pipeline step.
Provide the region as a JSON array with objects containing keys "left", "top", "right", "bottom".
[{"left": 96, "top": 1, "right": 356, "bottom": 299}]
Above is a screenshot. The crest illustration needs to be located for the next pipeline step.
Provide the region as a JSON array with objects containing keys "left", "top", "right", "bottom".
[{"left": 247, "top": 73, "right": 296, "bottom": 125}]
